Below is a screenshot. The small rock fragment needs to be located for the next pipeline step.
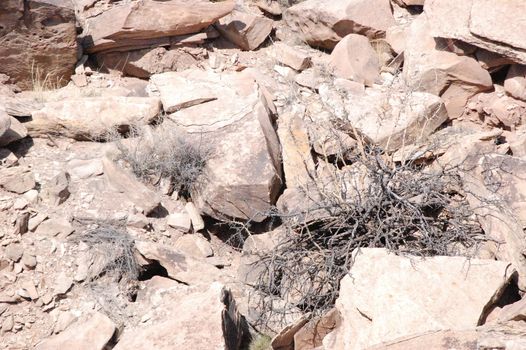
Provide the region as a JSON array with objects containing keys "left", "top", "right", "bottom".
[
  {"left": 35, "top": 218, "right": 74, "bottom": 237},
  {"left": 167, "top": 212, "right": 192, "bottom": 232},
  {"left": 5, "top": 243, "right": 23, "bottom": 262},
  {"left": 40, "top": 171, "right": 71, "bottom": 206},
  {"left": 273, "top": 42, "right": 311, "bottom": 71},
  {"left": 174, "top": 234, "right": 214, "bottom": 259},
  {"left": 53, "top": 273, "right": 73, "bottom": 296},
  {"left": 12, "top": 212, "right": 30, "bottom": 235},
  {"left": 21, "top": 252, "right": 37, "bottom": 269},
  {"left": 185, "top": 202, "right": 205, "bottom": 231},
  {"left": 28, "top": 213, "right": 48, "bottom": 232}
]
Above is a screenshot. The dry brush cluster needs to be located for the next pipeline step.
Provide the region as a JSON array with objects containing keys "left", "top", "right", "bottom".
[
  {"left": 245, "top": 137, "right": 487, "bottom": 329},
  {"left": 112, "top": 124, "right": 211, "bottom": 198}
]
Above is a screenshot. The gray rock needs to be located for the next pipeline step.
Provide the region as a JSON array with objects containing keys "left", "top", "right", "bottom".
[
  {"left": 40, "top": 171, "right": 71, "bottom": 206},
  {"left": 0, "top": 167, "right": 36, "bottom": 194}
]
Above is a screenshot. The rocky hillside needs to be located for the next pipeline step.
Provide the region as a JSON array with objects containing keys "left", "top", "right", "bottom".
[{"left": 1, "top": 0, "right": 526, "bottom": 349}]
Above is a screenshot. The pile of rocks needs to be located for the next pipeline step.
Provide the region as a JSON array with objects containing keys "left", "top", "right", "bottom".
[{"left": 1, "top": 0, "right": 526, "bottom": 349}]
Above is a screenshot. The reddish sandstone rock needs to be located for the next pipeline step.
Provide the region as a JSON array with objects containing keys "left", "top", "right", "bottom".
[
  {"left": 284, "top": 0, "right": 395, "bottom": 49},
  {"left": 0, "top": 0, "right": 78, "bottom": 90}
]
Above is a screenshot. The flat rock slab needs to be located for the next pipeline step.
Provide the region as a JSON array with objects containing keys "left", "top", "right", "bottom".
[
  {"left": 284, "top": 0, "right": 395, "bottom": 49},
  {"left": 0, "top": 166, "right": 36, "bottom": 194},
  {"left": 113, "top": 283, "right": 246, "bottom": 350},
  {"left": 324, "top": 248, "right": 515, "bottom": 349},
  {"left": 135, "top": 241, "right": 221, "bottom": 285},
  {"left": 84, "top": 0, "right": 234, "bottom": 53},
  {"left": 27, "top": 97, "right": 161, "bottom": 140},
  {"left": 151, "top": 69, "right": 282, "bottom": 222},
  {"left": 425, "top": 0, "right": 526, "bottom": 64}
]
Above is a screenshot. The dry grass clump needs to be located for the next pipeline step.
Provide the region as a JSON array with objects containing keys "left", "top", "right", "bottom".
[
  {"left": 30, "top": 62, "right": 64, "bottom": 101},
  {"left": 114, "top": 124, "right": 211, "bottom": 197},
  {"left": 244, "top": 138, "right": 485, "bottom": 328}
]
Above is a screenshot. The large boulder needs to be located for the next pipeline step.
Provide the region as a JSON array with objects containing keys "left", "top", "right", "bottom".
[
  {"left": 150, "top": 69, "right": 282, "bottom": 222},
  {"left": 323, "top": 248, "right": 516, "bottom": 350},
  {"left": 0, "top": 0, "right": 78, "bottom": 90},
  {"left": 329, "top": 34, "right": 380, "bottom": 86},
  {"left": 284, "top": 0, "right": 395, "bottom": 49},
  {"left": 27, "top": 96, "right": 161, "bottom": 140},
  {"left": 113, "top": 283, "right": 247, "bottom": 350},
  {"left": 425, "top": 0, "right": 526, "bottom": 64},
  {"left": 403, "top": 16, "right": 493, "bottom": 118},
  {"left": 83, "top": 0, "right": 234, "bottom": 53},
  {"left": 216, "top": 10, "right": 273, "bottom": 51}
]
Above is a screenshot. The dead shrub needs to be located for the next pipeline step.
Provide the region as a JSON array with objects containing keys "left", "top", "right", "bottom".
[
  {"left": 242, "top": 136, "right": 486, "bottom": 330},
  {"left": 70, "top": 219, "right": 140, "bottom": 323},
  {"left": 114, "top": 124, "right": 211, "bottom": 197}
]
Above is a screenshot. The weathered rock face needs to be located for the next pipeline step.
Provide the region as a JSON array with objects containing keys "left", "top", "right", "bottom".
[
  {"left": 365, "top": 329, "right": 478, "bottom": 350},
  {"left": 323, "top": 248, "right": 515, "bottom": 350},
  {"left": 403, "top": 17, "right": 493, "bottom": 118},
  {"left": 425, "top": 0, "right": 526, "bottom": 64},
  {"left": 343, "top": 88, "right": 449, "bottom": 151},
  {"left": 284, "top": 0, "right": 395, "bottom": 49},
  {"left": 150, "top": 69, "right": 282, "bottom": 222},
  {"left": 27, "top": 97, "right": 161, "bottom": 140},
  {"left": 35, "top": 312, "right": 116, "bottom": 350},
  {"left": 135, "top": 241, "right": 221, "bottom": 285},
  {"left": 0, "top": 0, "right": 78, "bottom": 90},
  {"left": 96, "top": 46, "right": 209, "bottom": 78},
  {"left": 329, "top": 34, "right": 380, "bottom": 86},
  {"left": 83, "top": 0, "right": 234, "bottom": 53},
  {"left": 113, "top": 283, "right": 247, "bottom": 350},
  {"left": 216, "top": 10, "right": 273, "bottom": 51},
  {"left": 466, "top": 86, "right": 526, "bottom": 130},
  {"left": 461, "top": 153, "right": 526, "bottom": 288}
]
